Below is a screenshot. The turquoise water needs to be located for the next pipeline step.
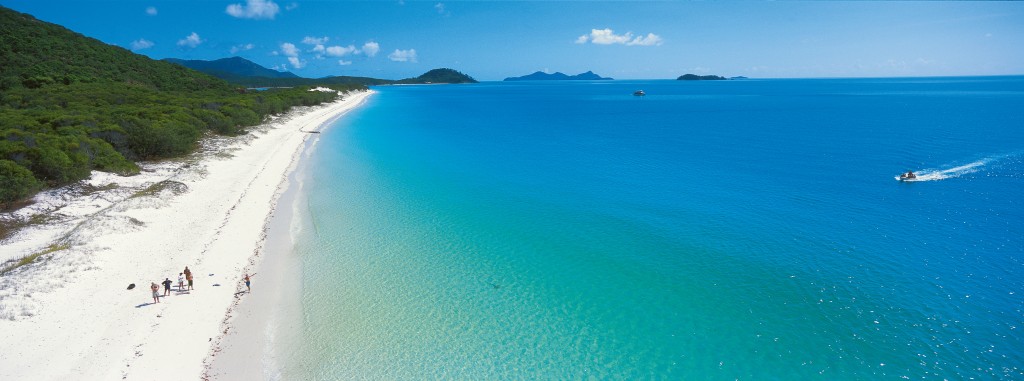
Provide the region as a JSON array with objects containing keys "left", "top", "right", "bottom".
[{"left": 286, "top": 78, "right": 1024, "bottom": 379}]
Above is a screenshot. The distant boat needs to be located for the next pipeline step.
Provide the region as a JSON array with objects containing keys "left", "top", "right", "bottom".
[{"left": 633, "top": 90, "right": 645, "bottom": 96}]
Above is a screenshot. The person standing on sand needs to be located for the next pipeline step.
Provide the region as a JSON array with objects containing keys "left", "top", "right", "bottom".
[
  {"left": 244, "top": 273, "right": 255, "bottom": 292},
  {"left": 162, "top": 277, "right": 172, "bottom": 296},
  {"left": 150, "top": 282, "right": 160, "bottom": 304},
  {"left": 184, "top": 266, "right": 193, "bottom": 290},
  {"left": 177, "top": 273, "right": 185, "bottom": 290}
]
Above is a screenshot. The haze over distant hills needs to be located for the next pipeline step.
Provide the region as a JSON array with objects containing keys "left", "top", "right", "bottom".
[
  {"left": 163, "top": 57, "right": 299, "bottom": 80},
  {"left": 504, "top": 71, "right": 613, "bottom": 81},
  {"left": 164, "top": 57, "right": 477, "bottom": 87}
]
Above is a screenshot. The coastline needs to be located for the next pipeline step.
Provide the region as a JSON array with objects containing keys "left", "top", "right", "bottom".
[{"left": 0, "top": 90, "right": 374, "bottom": 380}]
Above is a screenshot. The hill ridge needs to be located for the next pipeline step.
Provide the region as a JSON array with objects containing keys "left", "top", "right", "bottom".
[
  {"left": 504, "top": 71, "right": 613, "bottom": 81},
  {"left": 163, "top": 56, "right": 299, "bottom": 80}
]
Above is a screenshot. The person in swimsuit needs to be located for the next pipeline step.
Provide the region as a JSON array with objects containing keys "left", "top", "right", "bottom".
[
  {"left": 244, "top": 273, "right": 255, "bottom": 292},
  {"left": 150, "top": 282, "right": 160, "bottom": 304},
  {"left": 162, "top": 278, "right": 172, "bottom": 296}
]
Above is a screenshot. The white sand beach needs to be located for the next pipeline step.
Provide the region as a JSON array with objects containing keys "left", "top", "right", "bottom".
[
  {"left": 0, "top": 90, "right": 373, "bottom": 380},
  {"left": 203, "top": 165, "right": 310, "bottom": 380}
]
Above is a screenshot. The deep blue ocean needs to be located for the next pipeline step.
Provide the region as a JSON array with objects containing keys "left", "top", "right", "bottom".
[{"left": 285, "top": 78, "right": 1023, "bottom": 379}]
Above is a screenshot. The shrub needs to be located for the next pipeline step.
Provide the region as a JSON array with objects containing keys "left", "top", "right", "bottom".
[
  {"left": 0, "top": 159, "right": 41, "bottom": 206},
  {"left": 25, "top": 138, "right": 90, "bottom": 185},
  {"left": 124, "top": 118, "right": 200, "bottom": 159},
  {"left": 192, "top": 108, "right": 236, "bottom": 135}
]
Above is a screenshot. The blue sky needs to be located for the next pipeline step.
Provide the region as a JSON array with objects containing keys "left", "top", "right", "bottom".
[{"left": 4, "top": 1, "right": 1024, "bottom": 80}]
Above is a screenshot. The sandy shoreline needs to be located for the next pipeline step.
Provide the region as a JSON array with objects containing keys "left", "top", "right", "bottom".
[
  {"left": 0, "top": 90, "right": 373, "bottom": 380},
  {"left": 203, "top": 122, "right": 318, "bottom": 380}
]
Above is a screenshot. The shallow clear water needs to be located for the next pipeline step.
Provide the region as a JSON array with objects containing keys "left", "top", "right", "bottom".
[{"left": 284, "top": 78, "right": 1024, "bottom": 379}]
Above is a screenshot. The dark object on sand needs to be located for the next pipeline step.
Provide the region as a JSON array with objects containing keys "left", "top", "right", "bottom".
[{"left": 127, "top": 283, "right": 136, "bottom": 290}]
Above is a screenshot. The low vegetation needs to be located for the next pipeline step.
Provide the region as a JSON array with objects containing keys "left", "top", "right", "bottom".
[
  {"left": 0, "top": 213, "right": 51, "bottom": 241},
  {"left": 131, "top": 180, "right": 188, "bottom": 198},
  {"left": 0, "top": 243, "right": 70, "bottom": 276}
]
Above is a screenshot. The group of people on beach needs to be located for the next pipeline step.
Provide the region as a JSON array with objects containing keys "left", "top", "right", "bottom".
[
  {"left": 146, "top": 266, "right": 254, "bottom": 304},
  {"left": 149, "top": 266, "right": 195, "bottom": 304}
]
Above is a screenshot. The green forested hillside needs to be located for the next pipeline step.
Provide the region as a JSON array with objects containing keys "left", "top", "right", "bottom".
[
  {"left": 0, "top": 6, "right": 363, "bottom": 207},
  {"left": 0, "top": 11, "right": 229, "bottom": 92}
]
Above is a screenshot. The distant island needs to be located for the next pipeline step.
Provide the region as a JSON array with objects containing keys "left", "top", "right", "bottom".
[
  {"left": 504, "top": 71, "right": 613, "bottom": 81},
  {"left": 677, "top": 74, "right": 728, "bottom": 81},
  {"left": 407, "top": 68, "right": 478, "bottom": 84}
]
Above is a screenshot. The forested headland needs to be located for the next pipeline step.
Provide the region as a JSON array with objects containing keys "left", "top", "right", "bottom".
[{"left": 0, "top": 7, "right": 363, "bottom": 207}]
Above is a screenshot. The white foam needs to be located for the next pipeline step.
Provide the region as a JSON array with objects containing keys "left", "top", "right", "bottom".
[
  {"left": 911, "top": 160, "right": 987, "bottom": 181},
  {"left": 894, "top": 151, "right": 1023, "bottom": 182}
]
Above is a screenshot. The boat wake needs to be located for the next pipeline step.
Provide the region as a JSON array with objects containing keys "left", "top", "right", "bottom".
[
  {"left": 895, "top": 152, "right": 1023, "bottom": 182},
  {"left": 897, "top": 160, "right": 986, "bottom": 182}
]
